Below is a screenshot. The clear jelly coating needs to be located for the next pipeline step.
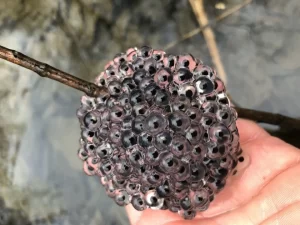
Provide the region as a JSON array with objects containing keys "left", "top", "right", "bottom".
[{"left": 77, "top": 46, "right": 241, "bottom": 220}]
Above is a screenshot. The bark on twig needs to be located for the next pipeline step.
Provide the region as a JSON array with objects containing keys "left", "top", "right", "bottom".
[{"left": 0, "top": 45, "right": 108, "bottom": 97}]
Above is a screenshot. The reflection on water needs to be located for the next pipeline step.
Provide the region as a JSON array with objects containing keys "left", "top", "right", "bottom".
[{"left": 0, "top": 0, "right": 300, "bottom": 224}]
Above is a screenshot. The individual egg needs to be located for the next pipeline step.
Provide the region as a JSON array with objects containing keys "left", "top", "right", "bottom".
[
  {"left": 83, "top": 111, "right": 101, "bottom": 130},
  {"left": 173, "top": 68, "right": 193, "bottom": 85},
  {"left": 168, "top": 111, "right": 191, "bottom": 133},
  {"left": 195, "top": 77, "right": 214, "bottom": 95},
  {"left": 176, "top": 54, "right": 197, "bottom": 71},
  {"left": 115, "top": 190, "right": 130, "bottom": 206},
  {"left": 145, "top": 190, "right": 164, "bottom": 209},
  {"left": 131, "top": 194, "right": 147, "bottom": 211},
  {"left": 144, "top": 112, "right": 167, "bottom": 135},
  {"left": 154, "top": 68, "right": 172, "bottom": 88}
]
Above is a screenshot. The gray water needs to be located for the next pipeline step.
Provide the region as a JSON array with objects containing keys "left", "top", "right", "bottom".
[{"left": 0, "top": 0, "right": 300, "bottom": 224}]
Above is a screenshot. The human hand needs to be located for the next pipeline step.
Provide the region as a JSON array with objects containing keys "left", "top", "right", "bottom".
[{"left": 126, "top": 119, "right": 300, "bottom": 225}]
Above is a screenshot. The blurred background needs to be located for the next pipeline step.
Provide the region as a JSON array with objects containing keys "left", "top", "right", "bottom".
[{"left": 0, "top": 0, "right": 299, "bottom": 224}]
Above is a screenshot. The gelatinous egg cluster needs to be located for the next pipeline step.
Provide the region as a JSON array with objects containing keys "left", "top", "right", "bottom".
[{"left": 76, "top": 46, "right": 241, "bottom": 220}]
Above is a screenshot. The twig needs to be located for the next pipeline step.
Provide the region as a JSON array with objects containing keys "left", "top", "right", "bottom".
[
  {"left": 268, "top": 129, "right": 300, "bottom": 148},
  {"left": 0, "top": 44, "right": 300, "bottom": 131},
  {"left": 235, "top": 107, "right": 300, "bottom": 130},
  {"left": 214, "top": 0, "right": 252, "bottom": 21},
  {"left": 0, "top": 45, "right": 108, "bottom": 97},
  {"left": 189, "top": 0, "right": 228, "bottom": 83},
  {"left": 165, "top": 0, "right": 252, "bottom": 50}
]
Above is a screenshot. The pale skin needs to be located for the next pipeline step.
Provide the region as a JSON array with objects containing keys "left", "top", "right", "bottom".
[{"left": 126, "top": 119, "right": 300, "bottom": 225}]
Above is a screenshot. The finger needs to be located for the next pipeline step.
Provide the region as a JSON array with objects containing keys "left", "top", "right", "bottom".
[
  {"left": 200, "top": 134, "right": 300, "bottom": 218},
  {"left": 260, "top": 201, "right": 300, "bottom": 225},
  {"left": 241, "top": 163, "right": 300, "bottom": 225},
  {"left": 170, "top": 163, "right": 300, "bottom": 225}
]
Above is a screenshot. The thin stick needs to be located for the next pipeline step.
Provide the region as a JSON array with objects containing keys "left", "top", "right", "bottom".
[
  {"left": 165, "top": 0, "right": 252, "bottom": 51},
  {"left": 0, "top": 45, "right": 108, "bottom": 97},
  {"left": 215, "top": 0, "right": 252, "bottom": 21},
  {"left": 189, "top": 0, "right": 227, "bottom": 83},
  {"left": 235, "top": 107, "right": 300, "bottom": 130}
]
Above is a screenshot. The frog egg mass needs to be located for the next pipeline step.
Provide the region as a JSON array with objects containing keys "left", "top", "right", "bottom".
[{"left": 76, "top": 46, "right": 241, "bottom": 220}]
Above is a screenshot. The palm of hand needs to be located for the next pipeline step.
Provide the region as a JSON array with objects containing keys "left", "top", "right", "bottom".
[{"left": 126, "top": 119, "right": 300, "bottom": 225}]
